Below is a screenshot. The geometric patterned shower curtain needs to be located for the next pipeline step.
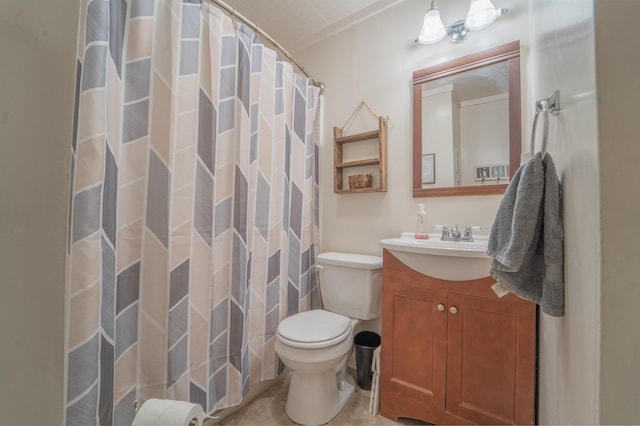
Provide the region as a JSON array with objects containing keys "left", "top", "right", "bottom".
[{"left": 64, "top": 0, "right": 320, "bottom": 424}]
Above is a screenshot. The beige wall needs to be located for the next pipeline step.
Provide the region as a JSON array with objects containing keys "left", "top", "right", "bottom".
[
  {"left": 531, "top": 0, "right": 640, "bottom": 423},
  {"left": 0, "top": 0, "right": 79, "bottom": 424},
  {"left": 529, "top": 0, "right": 600, "bottom": 423},
  {"left": 296, "top": 0, "right": 530, "bottom": 257},
  {"left": 594, "top": 1, "right": 640, "bottom": 423}
]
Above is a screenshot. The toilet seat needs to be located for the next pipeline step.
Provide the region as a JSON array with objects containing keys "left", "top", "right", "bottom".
[{"left": 277, "top": 310, "right": 352, "bottom": 349}]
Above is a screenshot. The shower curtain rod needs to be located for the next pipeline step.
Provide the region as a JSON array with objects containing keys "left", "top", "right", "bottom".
[{"left": 204, "top": 0, "right": 325, "bottom": 91}]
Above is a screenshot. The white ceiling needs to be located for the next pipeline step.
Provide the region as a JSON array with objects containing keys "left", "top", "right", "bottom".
[{"left": 220, "top": 0, "right": 407, "bottom": 55}]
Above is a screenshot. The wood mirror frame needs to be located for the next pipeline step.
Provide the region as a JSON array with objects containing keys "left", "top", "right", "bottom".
[{"left": 412, "top": 41, "right": 521, "bottom": 197}]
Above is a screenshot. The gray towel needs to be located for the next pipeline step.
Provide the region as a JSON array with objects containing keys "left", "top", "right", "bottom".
[{"left": 486, "top": 152, "right": 564, "bottom": 316}]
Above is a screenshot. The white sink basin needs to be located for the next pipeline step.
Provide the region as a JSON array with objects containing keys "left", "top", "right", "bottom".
[
  {"left": 380, "top": 233, "right": 492, "bottom": 281},
  {"left": 379, "top": 233, "right": 489, "bottom": 258}
]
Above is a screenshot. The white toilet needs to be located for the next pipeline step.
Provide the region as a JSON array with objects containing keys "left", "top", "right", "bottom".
[{"left": 275, "top": 252, "right": 383, "bottom": 426}]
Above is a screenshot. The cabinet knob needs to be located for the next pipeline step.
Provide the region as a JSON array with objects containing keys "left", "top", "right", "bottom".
[
  {"left": 449, "top": 306, "right": 458, "bottom": 314},
  {"left": 437, "top": 303, "right": 445, "bottom": 312}
]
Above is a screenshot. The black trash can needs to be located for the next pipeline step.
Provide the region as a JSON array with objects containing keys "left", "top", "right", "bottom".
[{"left": 353, "top": 331, "right": 381, "bottom": 391}]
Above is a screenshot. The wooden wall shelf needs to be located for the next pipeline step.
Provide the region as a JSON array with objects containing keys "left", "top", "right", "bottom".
[{"left": 333, "top": 116, "right": 388, "bottom": 193}]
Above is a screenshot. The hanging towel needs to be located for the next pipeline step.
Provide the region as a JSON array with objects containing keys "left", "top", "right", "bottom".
[{"left": 486, "top": 152, "right": 564, "bottom": 316}]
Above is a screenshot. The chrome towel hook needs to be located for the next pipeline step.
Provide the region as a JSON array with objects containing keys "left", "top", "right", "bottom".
[{"left": 530, "top": 90, "right": 560, "bottom": 159}]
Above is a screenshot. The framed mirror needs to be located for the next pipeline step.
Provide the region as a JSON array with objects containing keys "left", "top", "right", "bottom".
[{"left": 413, "top": 41, "right": 521, "bottom": 197}]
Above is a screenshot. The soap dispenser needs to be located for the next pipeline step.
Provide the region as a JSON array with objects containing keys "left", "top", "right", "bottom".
[{"left": 415, "top": 203, "right": 429, "bottom": 239}]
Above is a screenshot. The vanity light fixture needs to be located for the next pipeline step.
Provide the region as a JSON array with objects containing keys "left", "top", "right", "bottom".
[{"left": 416, "top": 0, "right": 509, "bottom": 44}]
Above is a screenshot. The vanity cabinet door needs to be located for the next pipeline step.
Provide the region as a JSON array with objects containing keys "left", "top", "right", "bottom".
[
  {"left": 445, "top": 292, "right": 536, "bottom": 425},
  {"left": 381, "top": 280, "right": 447, "bottom": 408},
  {"left": 380, "top": 250, "right": 536, "bottom": 425}
]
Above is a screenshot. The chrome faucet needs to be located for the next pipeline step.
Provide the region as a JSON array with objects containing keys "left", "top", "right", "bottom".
[
  {"left": 463, "top": 226, "right": 474, "bottom": 239},
  {"left": 436, "top": 224, "right": 480, "bottom": 242}
]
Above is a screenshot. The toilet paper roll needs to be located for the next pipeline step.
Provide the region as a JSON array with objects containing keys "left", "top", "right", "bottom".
[{"left": 132, "top": 398, "right": 205, "bottom": 426}]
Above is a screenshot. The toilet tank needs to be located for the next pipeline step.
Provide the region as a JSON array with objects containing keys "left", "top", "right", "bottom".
[{"left": 316, "top": 252, "right": 383, "bottom": 320}]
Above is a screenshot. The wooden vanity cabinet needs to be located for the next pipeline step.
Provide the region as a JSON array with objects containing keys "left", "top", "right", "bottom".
[{"left": 380, "top": 250, "right": 536, "bottom": 425}]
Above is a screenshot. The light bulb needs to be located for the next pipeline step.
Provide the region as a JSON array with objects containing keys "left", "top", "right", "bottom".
[
  {"left": 417, "top": 5, "right": 446, "bottom": 44},
  {"left": 465, "top": 0, "right": 498, "bottom": 31}
]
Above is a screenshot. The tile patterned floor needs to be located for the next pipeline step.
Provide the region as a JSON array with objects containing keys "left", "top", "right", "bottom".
[{"left": 215, "top": 372, "right": 429, "bottom": 425}]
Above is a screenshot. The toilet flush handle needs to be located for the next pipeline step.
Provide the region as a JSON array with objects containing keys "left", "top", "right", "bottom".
[{"left": 315, "top": 265, "right": 325, "bottom": 271}]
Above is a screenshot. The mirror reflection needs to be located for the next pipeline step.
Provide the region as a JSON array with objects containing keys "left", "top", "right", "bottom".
[
  {"left": 413, "top": 41, "right": 521, "bottom": 197},
  {"left": 421, "top": 61, "right": 509, "bottom": 188}
]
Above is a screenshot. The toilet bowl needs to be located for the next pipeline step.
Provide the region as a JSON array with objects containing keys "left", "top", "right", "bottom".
[
  {"left": 275, "top": 310, "right": 359, "bottom": 425},
  {"left": 275, "top": 252, "right": 382, "bottom": 426}
]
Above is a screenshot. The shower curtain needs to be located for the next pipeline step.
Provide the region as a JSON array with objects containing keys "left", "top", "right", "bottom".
[{"left": 64, "top": 0, "right": 320, "bottom": 424}]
